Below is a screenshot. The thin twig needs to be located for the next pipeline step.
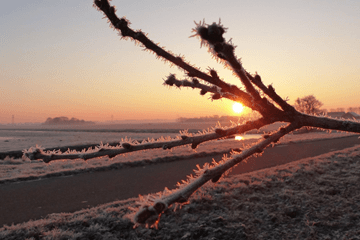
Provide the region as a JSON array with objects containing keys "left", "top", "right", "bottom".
[{"left": 245, "top": 72, "right": 297, "bottom": 114}]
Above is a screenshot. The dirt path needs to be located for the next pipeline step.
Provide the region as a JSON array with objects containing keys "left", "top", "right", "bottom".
[{"left": 0, "top": 135, "right": 359, "bottom": 227}]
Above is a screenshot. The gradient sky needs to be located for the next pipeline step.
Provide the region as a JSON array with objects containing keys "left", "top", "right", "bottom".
[{"left": 1, "top": 0, "right": 359, "bottom": 124}]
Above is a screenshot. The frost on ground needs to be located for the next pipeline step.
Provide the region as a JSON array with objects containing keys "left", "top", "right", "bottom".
[
  {"left": 0, "top": 132, "right": 355, "bottom": 183},
  {"left": 1, "top": 143, "right": 359, "bottom": 239}
]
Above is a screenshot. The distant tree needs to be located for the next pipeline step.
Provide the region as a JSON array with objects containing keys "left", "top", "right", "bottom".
[
  {"left": 347, "top": 107, "right": 360, "bottom": 114},
  {"left": 294, "top": 95, "right": 324, "bottom": 115},
  {"left": 43, "top": 117, "right": 94, "bottom": 125}
]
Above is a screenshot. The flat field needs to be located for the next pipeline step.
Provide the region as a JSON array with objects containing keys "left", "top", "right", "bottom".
[{"left": 0, "top": 122, "right": 359, "bottom": 239}]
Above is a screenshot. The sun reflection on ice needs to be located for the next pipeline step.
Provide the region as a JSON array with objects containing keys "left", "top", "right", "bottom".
[{"left": 235, "top": 135, "right": 243, "bottom": 141}]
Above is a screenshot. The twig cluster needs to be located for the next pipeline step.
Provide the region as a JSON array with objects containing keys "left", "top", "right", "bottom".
[{"left": 24, "top": 0, "right": 360, "bottom": 228}]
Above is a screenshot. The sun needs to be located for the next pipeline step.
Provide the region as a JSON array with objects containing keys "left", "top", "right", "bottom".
[{"left": 232, "top": 102, "right": 244, "bottom": 114}]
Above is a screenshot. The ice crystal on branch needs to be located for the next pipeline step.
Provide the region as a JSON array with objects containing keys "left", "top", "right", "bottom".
[{"left": 194, "top": 21, "right": 225, "bottom": 44}]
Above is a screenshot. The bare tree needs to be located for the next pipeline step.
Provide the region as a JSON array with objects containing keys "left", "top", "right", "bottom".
[
  {"left": 24, "top": 0, "right": 360, "bottom": 228},
  {"left": 294, "top": 95, "right": 324, "bottom": 116},
  {"left": 347, "top": 107, "right": 360, "bottom": 114}
]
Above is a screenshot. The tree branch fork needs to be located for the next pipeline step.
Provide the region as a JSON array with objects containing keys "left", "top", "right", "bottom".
[{"left": 22, "top": 0, "right": 360, "bottom": 227}]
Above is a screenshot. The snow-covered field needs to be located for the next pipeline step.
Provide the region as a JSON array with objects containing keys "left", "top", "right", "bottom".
[
  {"left": 0, "top": 123, "right": 360, "bottom": 239},
  {"left": 0, "top": 121, "right": 284, "bottom": 152},
  {"left": 0, "top": 129, "right": 179, "bottom": 152},
  {"left": 0, "top": 133, "right": 359, "bottom": 239},
  {"left": 0, "top": 127, "right": 355, "bottom": 184}
]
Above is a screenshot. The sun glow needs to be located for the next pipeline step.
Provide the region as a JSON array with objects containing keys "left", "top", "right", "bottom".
[{"left": 232, "top": 102, "right": 244, "bottom": 114}]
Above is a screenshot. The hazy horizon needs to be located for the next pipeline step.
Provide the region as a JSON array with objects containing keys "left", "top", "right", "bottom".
[
  {"left": 0, "top": 118, "right": 178, "bottom": 125},
  {"left": 2, "top": 0, "right": 359, "bottom": 124},
  {"left": 0, "top": 114, "right": 249, "bottom": 125}
]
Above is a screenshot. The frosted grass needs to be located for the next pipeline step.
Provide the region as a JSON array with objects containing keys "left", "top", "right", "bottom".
[{"left": 1, "top": 141, "right": 359, "bottom": 239}]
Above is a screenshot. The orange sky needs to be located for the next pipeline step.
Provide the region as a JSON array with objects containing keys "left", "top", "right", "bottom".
[{"left": 1, "top": 1, "right": 359, "bottom": 124}]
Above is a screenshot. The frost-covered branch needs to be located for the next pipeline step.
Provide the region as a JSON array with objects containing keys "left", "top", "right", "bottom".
[
  {"left": 245, "top": 72, "right": 297, "bottom": 113},
  {"left": 24, "top": 118, "right": 272, "bottom": 162},
  {"left": 164, "top": 74, "right": 257, "bottom": 109},
  {"left": 130, "top": 122, "right": 300, "bottom": 227},
  {"left": 193, "top": 21, "right": 261, "bottom": 100},
  {"left": 80, "top": 0, "right": 360, "bottom": 228},
  {"left": 93, "top": 0, "right": 237, "bottom": 94},
  {"left": 298, "top": 114, "right": 360, "bottom": 133}
]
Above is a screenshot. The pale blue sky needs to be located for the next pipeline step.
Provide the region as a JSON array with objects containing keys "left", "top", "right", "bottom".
[{"left": 1, "top": 0, "right": 359, "bottom": 123}]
